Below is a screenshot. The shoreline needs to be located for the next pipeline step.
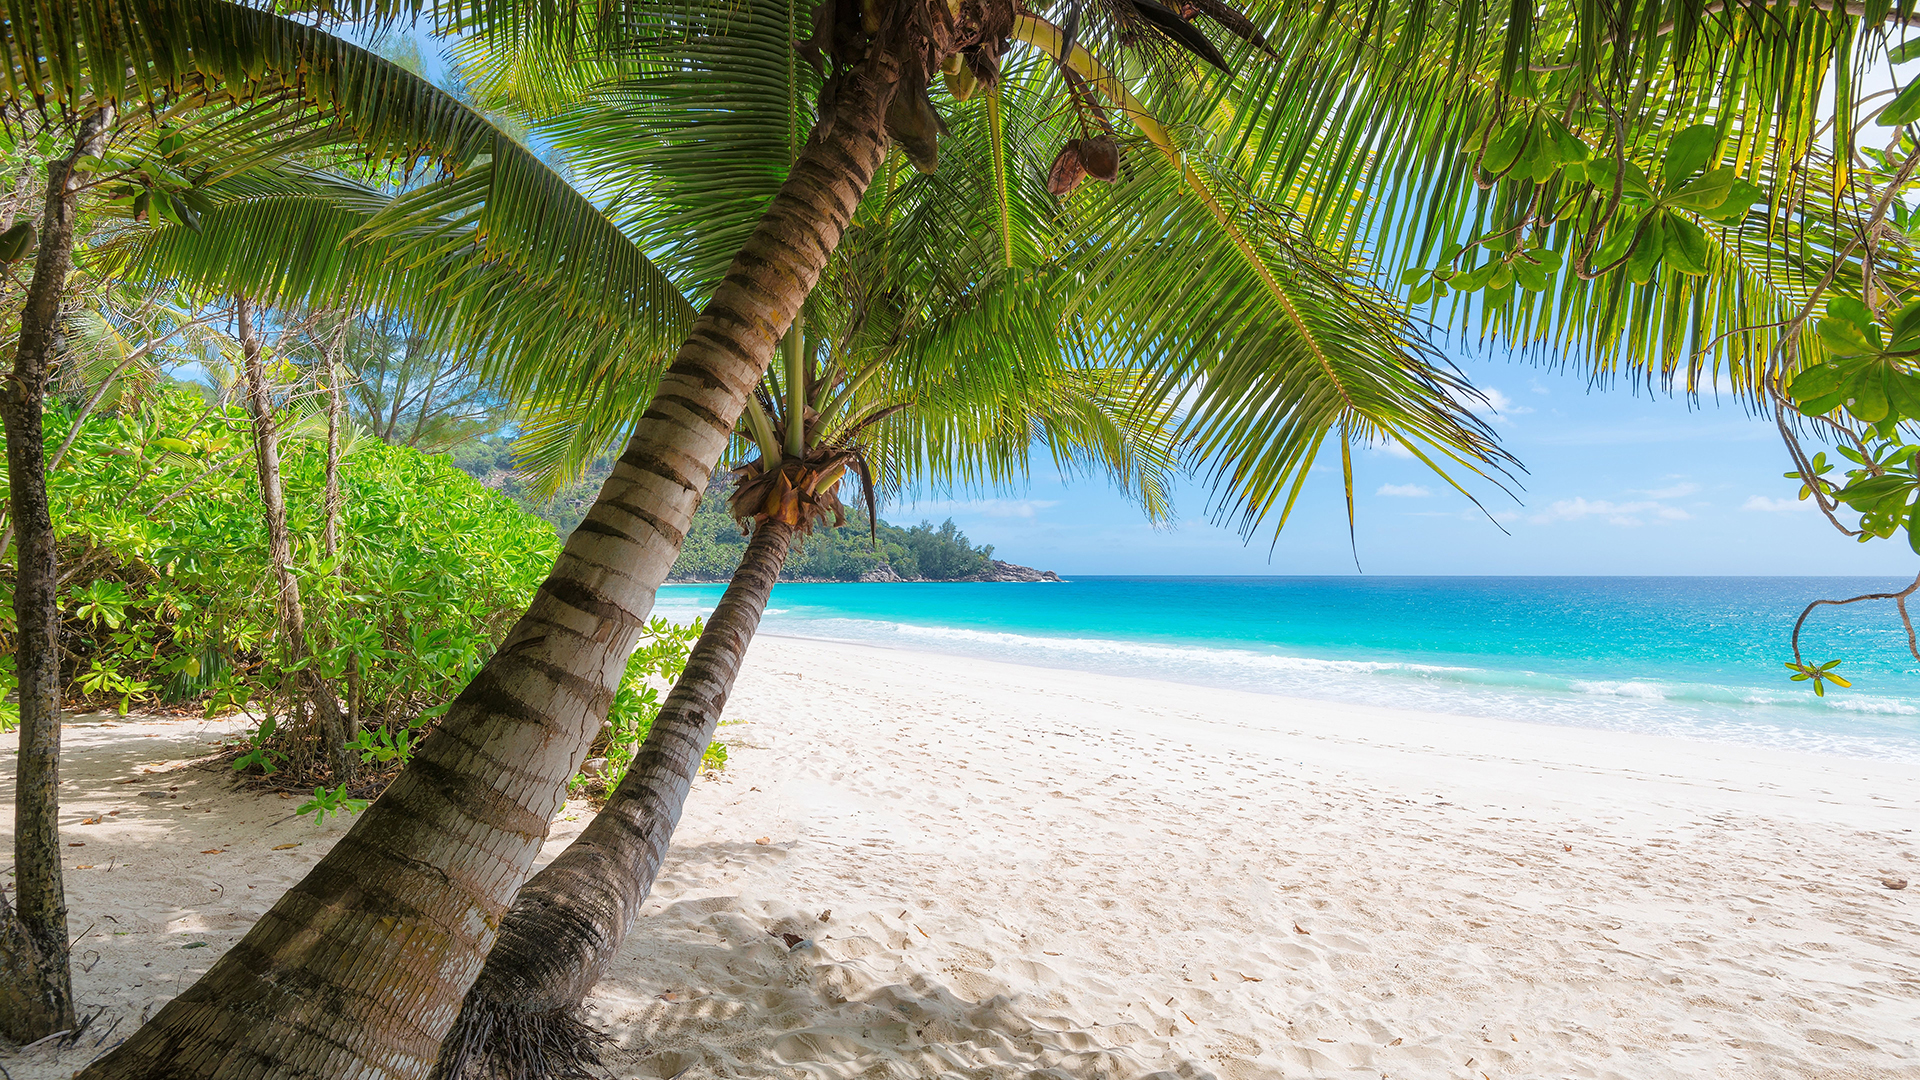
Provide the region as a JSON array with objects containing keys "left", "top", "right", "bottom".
[
  {"left": 661, "top": 612, "right": 1920, "bottom": 767},
  {"left": 662, "top": 577, "right": 1069, "bottom": 585},
  {"left": 5, "top": 635, "right": 1916, "bottom": 1078}
]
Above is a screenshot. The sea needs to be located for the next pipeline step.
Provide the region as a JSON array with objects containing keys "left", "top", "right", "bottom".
[{"left": 650, "top": 576, "right": 1920, "bottom": 763}]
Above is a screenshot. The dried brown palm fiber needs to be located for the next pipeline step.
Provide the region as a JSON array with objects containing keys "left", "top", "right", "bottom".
[{"left": 434, "top": 997, "right": 607, "bottom": 1080}]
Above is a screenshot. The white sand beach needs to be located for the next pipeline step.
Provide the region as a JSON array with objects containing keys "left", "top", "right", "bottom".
[{"left": 4, "top": 634, "right": 1917, "bottom": 1079}]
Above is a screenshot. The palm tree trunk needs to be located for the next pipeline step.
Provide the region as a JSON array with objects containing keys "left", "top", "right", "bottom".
[
  {"left": 237, "top": 297, "right": 349, "bottom": 782},
  {"left": 434, "top": 518, "right": 796, "bottom": 1080},
  {"left": 0, "top": 106, "right": 114, "bottom": 1045},
  {"left": 80, "top": 57, "right": 898, "bottom": 1080}
]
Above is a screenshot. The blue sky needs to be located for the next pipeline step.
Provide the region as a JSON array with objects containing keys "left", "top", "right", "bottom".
[{"left": 890, "top": 348, "right": 1920, "bottom": 577}]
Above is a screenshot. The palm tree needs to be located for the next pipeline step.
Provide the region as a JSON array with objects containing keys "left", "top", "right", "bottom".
[{"left": 436, "top": 167, "right": 1182, "bottom": 1075}]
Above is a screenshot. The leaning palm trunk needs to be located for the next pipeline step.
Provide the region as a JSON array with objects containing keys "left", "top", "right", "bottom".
[
  {"left": 0, "top": 107, "right": 113, "bottom": 1044},
  {"left": 80, "top": 59, "right": 897, "bottom": 1080},
  {"left": 435, "top": 518, "right": 795, "bottom": 1080}
]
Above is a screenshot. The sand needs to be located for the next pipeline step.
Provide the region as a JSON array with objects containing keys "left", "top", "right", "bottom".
[{"left": 3, "top": 634, "right": 1917, "bottom": 1079}]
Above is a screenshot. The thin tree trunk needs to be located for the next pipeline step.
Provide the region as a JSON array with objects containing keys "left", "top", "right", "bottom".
[
  {"left": 435, "top": 519, "right": 796, "bottom": 1080},
  {"left": 80, "top": 54, "right": 899, "bottom": 1080},
  {"left": 237, "top": 298, "right": 349, "bottom": 782},
  {"left": 321, "top": 314, "right": 356, "bottom": 782},
  {"left": 0, "top": 123, "right": 44, "bottom": 568},
  {"left": 0, "top": 106, "right": 114, "bottom": 1045},
  {"left": 322, "top": 317, "right": 348, "bottom": 563}
]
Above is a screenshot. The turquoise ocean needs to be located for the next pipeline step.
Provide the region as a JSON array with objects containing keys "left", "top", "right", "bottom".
[{"left": 651, "top": 576, "right": 1920, "bottom": 763}]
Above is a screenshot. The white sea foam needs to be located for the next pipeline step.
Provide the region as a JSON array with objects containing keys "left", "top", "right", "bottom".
[
  {"left": 748, "top": 613, "right": 1920, "bottom": 764},
  {"left": 645, "top": 583, "right": 1920, "bottom": 762},
  {"left": 1570, "top": 680, "right": 1670, "bottom": 700}
]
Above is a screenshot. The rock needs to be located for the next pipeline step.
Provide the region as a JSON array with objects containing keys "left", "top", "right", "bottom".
[
  {"left": 974, "top": 559, "right": 1062, "bottom": 582},
  {"left": 1883, "top": 876, "right": 1908, "bottom": 890},
  {"left": 858, "top": 562, "right": 906, "bottom": 583}
]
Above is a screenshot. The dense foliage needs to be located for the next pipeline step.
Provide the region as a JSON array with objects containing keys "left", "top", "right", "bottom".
[{"left": 1, "top": 385, "right": 704, "bottom": 789}]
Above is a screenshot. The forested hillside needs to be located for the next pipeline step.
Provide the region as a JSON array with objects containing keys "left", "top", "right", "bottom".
[
  {"left": 450, "top": 445, "right": 1048, "bottom": 582},
  {"left": 668, "top": 484, "right": 1001, "bottom": 582}
]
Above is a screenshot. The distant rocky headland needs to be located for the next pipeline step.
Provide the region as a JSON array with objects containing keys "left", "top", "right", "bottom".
[
  {"left": 820, "top": 558, "right": 1061, "bottom": 583},
  {"left": 672, "top": 558, "right": 1061, "bottom": 584},
  {"left": 660, "top": 485, "right": 1064, "bottom": 584}
]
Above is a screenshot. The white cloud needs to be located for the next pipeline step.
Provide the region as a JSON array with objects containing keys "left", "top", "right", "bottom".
[
  {"left": 1534, "top": 497, "right": 1657, "bottom": 521},
  {"left": 1469, "top": 387, "right": 1536, "bottom": 422},
  {"left": 1535, "top": 497, "right": 1683, "bottom": 527},
  {"left": 1643, "top": 481, "right": 1701, "bottom": 500},
  {"left": 1532, "top": 493, "right": 1697, "bottom": 527},
  {"left": 1373, "top": 437, "right": 1416, "bottom": 459},
  {"left": 1376, "top": 483, "right": 1432, "bottom": 498},
  {"left": 1743, "top": 495, "right": 1813, "bottom": 513},
  {"left": 908, "top": 498, "right": 1060, "bottom": 519}
]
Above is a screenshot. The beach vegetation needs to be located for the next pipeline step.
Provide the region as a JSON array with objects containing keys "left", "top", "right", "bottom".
[{"left": 25, "top": 383, "right": 694, "bottom": 788}]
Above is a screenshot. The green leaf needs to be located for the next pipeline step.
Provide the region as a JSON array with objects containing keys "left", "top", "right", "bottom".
[
  {"left": 1667, "top": 167, "right": 1737, "bottom": 211},
  {"left": 1817, "top": 317, "right": 1877, "bottom": 357},
  {"left": 1482, "top": 123, "right": 1529, "bottom": 174},
  {"left": 1881, "top": 79, "right": 1920, "bottom": 126},
  {"left": 1888, "top": 300, "right": 1920, "bottom": 351},
  {"left": 1625, "top": 216, "right": 1665, "bottom": 283},
  {"left": 1462, "top": 262, "right": 1498, "bottom": 291},
  {"left": 1544, "top": 116, "right": 1588, "bottom": 163},
  {"left": 1828, "top": 296, "right": 1877, "bottom": 333},
  {"left": 1521, "top": 129, "right": 1562, "bottom": 182},
  {"left": 1594, "top": 212, "right": 1642, "bottom": 265},
  {"left": 1514, "top": 259, "right": 1549, "bottom": 291},
  {"left": 1663, "top": 125, "right": 1720, "bottom": 184},
  {"left": 1587, "top": 158, "right": 1654, "bottom": 200},
  {"left": 1786, "top": 362, "right": 1844, "bottom": 402},
  {"left": 1702, "top": 178, "right": 1765, "bottom": 222},
  {"left": 1662, "top": 215, "right": 1710, "bottom": 275},
  {"left": 1890, "top": 371, "right": 1920, "bottom": 418},
  {"left": 1796, "top": 387, "right": 1852, "bottom": 416},
  {"left": 1891, "top": 37, "right": 1920, "bottom": 64},
  {"left": 1846, "top": 370, "right": 1892, "bottom": 423}
]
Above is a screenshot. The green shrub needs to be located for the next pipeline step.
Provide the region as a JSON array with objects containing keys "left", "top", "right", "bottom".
[{"left": 5, "top": 386, "right": 700, "bottom": 797}]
